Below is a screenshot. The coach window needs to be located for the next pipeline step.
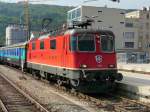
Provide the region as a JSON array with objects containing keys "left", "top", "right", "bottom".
[
  {"left": 50, "top": 40, "right": 56, "bottom": 49},
  {"left": 70, "top": 36, "right": 77, "bottom": 51},
  {"left": 32, "top": 42, "right": 36, "bottom": 50},
  {"left": 20, "top": 48, "right": 22, "bottom": 56},
  {"left": 40, "top": 41, "right": 44, "bottom": 49},
  {"left": 100, "top": 35, "right": 114, "bottom": 52}
]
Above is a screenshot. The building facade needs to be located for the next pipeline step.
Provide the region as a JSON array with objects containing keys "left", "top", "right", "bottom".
[
  {"left": 125, "top": 7, "right": 150, "bottom": 61},
  {"left": 123, "top": 18, "right": 139, "bottom": 50},
  {"left": 6, "top": 24, "right": 27, "bottom": 46},
  {"left": 67, "top": 5, "right": 126, "bottom": 50}
]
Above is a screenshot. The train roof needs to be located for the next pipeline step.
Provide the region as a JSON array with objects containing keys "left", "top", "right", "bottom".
[
  {"left": 64, "top": 28, "right": 114, "bottom": 35},
  {"left": 28, "top": 28, "right": 115, "bottom": 42},
  {"left": 0, "top": 42, "right": 27, "bottom": 49}
]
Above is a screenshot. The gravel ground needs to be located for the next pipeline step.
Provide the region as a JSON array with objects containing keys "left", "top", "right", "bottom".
[{"left": 0, "top": 65, "right": 106, "bottom": 112}]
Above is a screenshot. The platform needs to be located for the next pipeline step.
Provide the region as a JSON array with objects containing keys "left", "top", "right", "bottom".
[
  {"left": 117, "top": 63, "right": 150, "bottom": 73},
  {"left": 117, "top": 71, "right": 150, "bottom": 103}
]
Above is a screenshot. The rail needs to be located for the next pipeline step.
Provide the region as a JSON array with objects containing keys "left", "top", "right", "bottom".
[
  {"left": 0, "top": 71, "right": 49, "bottom": 112},
  {"left": 1, "top": 65, "right": 150, "bottom": 112}
]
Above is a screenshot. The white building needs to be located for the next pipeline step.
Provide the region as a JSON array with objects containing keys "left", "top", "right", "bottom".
[
  {"left": 125, "top": 7, "right": 150, "bottom": 61},
  {"left": 6, "top": 24, "right": 27, "bottom": 46},
  {"left": 67, "top": 5, "right": 126, "bottom": 50},
  {"left": 123, "top": 18, "right": 139, "bottom": 50}
]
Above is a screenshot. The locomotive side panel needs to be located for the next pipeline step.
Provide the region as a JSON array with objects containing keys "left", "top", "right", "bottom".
[{"left": 27, "top": 35, "right": 68, "bottom": 76}]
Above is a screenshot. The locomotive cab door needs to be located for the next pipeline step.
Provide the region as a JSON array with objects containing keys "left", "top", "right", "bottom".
[
  {"left": 62, "top": 35, "right": 68, "bottom": 68},
  {"left": 61, "top": 35, "right": 70, "bottom": 71}
]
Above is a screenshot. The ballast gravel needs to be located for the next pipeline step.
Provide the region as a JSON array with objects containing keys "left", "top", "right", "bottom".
[{"left": 0, "top": 65, "right": 107, "bottom": 112}]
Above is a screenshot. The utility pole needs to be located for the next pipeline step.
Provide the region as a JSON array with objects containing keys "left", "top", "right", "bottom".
[
  {"left": 24, "top": 0, "right": 30, "bottom": 41},
  {"left": 23, "top": 0, "right": 55, "bottom": 41}
]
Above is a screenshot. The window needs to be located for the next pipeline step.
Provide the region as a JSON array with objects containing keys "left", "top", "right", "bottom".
[
  {"left": 147, "top": 13, "right": 149, "bottom": 19},
  {"left": 120, "top": 22, "right": 124, "bottom": 24},
  {"left": 72, "top": 10, "right": 76, "bottom": 19},
  {"left": 20, "top": 48, "right": 23, "bottom": 56},
  {"left": 32, "top": 42, "right": 36, "bottom": 50},
  {"left": 50, "top": 40, "right": 56, "bottom": 49},
  {"left": 124, "top": 32, "right": 134, "bottom": 39},
  {"left": 68, "top": 12, "right": 72, "bottom": 20},
  {"left": 120, "top": 12, "right": 125, "bottom": 15},
  {"left": 125, "top": 23, "right": 133, "bottom": 27},
  {"left": 98, "top": 10, "right": 102, "bottom": 13},
  {"left": 124, "top": 42, "right": 134, "bottom": 48},
  {"left": 76, "top": 8, "right": 81, "bottom": 17},
  {"left": 78, "top": 33, "right": 95, "bottom": 52},
  {"left": 101, "top": 35, "right": 114, "bottom": 52},
  {"left": 70, "top": 36, "right": 77, "bottom": 51},
  {"left": 16, "top": 49, "right": 18, "bottom": 56},
  {"left": 40, "top": 41, "right": 44, "bottom": 49}
]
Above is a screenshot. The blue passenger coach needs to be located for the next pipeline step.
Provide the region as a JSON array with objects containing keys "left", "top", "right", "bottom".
[{"left": 0, "top": 42, "right": 27, "bottom": 70}]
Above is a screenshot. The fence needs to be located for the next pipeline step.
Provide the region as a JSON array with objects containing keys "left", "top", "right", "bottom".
[{"left": 117, "top": 52, "right": 149, "bottom": 64}]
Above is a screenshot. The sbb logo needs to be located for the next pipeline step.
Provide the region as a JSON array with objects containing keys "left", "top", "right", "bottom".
[{"left": 95, "top": 55, "right": 102, "bottom": 63}]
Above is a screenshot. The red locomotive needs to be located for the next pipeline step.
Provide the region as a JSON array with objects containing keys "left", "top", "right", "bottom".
[
  {"left": 26, "top": 24, "right": 123, "bottom": 93},
  {"left": 0, "top": 21, "right": 122, "bottom": 93}
]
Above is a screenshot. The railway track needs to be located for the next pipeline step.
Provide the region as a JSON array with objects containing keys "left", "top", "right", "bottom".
[
  {"left": 0, "top": 71, "right": 49, "bottom": 112},
  {"left": 55, "top": 85, "right": 150, "bottom": 112},
  {"left": 1, "top": 65, "right": 150, "bottom": 112}
]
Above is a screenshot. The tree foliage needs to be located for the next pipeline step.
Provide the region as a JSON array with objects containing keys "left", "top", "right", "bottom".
[{"left": 0, "top": 2, "right": 73, "bottom": 45}]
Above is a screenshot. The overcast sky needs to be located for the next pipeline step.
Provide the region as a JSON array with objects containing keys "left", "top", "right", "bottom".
[{"left": 1, "top": 0, "right": 150, "bottom": 9}]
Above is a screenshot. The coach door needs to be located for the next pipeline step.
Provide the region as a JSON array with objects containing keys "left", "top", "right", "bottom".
[{"left": 18, "top": 48, "right": 21, "bottom": 66}]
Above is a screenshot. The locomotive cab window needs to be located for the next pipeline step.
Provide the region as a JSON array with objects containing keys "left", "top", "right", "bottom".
[
  {"left": 40, "top": 41, "right": 44, "bottom": 49},
  {"left": 78, "top": 33, "right": 95, "bottom": 52},
  {"left": 100, "top": 35, "right": 114, "bottom": 52},
  {"left": 50, "top": 40, "right": 56, "bottom": 49},
  {"left": 70, "top": 36, "right": 77, "bottom": 51}
]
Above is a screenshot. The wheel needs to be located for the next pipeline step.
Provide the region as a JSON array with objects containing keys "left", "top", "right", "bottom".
[
  {"left": 70, "top": 79, "right": 80, "bottom": 87},
  {"left": 57, "top": 79, "right": 63, "bottom": 86}
]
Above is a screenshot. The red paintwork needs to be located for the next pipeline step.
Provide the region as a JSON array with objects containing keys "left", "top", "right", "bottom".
[{"left": 27, "top": 32, "right": 117, "bottom": 70}]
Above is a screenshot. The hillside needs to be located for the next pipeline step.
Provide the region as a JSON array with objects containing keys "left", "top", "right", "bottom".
[{"left": 0, "top": 2, "right": 73, "bottom": 45}]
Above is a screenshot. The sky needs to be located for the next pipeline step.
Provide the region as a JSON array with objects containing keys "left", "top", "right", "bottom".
[{"left": 1, "top": 0, "right": 150, "bottom": 9}]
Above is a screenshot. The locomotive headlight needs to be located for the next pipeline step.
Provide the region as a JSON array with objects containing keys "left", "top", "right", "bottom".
[
  {"left": 108, "top": 64, "right": 115, "bottom": 68},
  {"left": 81, "top": 64, "right": 87, "bottom": 68}
]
